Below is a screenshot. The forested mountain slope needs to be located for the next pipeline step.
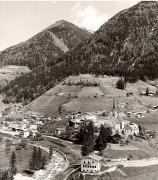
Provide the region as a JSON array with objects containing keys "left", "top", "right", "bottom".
[
  {"left": 2, "top": 1, "right": 158, "bottom": 104},
  {"left": 0, "top": 20, "right": 90, "bottom": 70},
  {"left": 60, "top": 1, "right": 158, "bottom": 80}
]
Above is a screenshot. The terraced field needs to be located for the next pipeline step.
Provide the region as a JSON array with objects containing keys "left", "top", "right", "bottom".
[{"left": 25, "top": 74, "right": 158, "bottom": 118}]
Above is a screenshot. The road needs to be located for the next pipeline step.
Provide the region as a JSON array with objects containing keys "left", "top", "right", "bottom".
[
  {"left": 106, "top": 157, "right": 158, "bottom": 167},
  {"left": 43, "top": 135, "right": 73, "bottom": 144}
]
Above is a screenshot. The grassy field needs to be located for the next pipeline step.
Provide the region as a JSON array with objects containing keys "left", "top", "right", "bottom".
[
  {"left": 131, "top": 109, "right": 158, "bottom": 131},
  {"left": 78, "top": 86, "right": 104, "bottom": 98},
  {"left": 26, "top": 95, "right": 68, "bottom": 117},
  {"left": 45, "top": 84, "right": 81, "bottom": 98},
  {"left": 123, "top": 165, "right": 158, "bottom": 180},
  {"left": 100, "top": 85, "right": 126, "bottom": 97},
  {"left": 25, "top": 74, "right": 158, "bottom": 122},
  {"left": 103, "top": 148, "right": 151, "bottom": 160},
  {"left": 63, "top": 96, "right": 146, "bottom": 113},
  {"left": 63, "top": 98, "right": 114, "bottom": 112},
  {"left": 139, "top": 96, "right": 158, "bottom": 106},
  {"left": 126, "top": 80, "right": 157, "bottom": 94}
]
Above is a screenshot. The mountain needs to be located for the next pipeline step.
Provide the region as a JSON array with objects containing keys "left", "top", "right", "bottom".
[
  {"left": 0, "top": 20, "right": 90, "bottom": 70},
  {"left": 59, "top": 1, "right": 158, "bottom": 80},
  {"left": 2, "top": 1, "right": 158, "bottom": 104}
]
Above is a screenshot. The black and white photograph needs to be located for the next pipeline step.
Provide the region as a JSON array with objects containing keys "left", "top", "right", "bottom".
[{"left": 0, "top": 0, "right": 158, "bottom": 179}]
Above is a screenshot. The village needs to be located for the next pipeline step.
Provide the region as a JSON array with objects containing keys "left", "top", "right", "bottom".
[
  {"left": 0, "top": 112, "right": 51, "bottom": 138},
  {"left": 0, "top": 94, "right": 158, "bottom": 177},
  {"left": 48, "top": 98, "right": 158, "bottom": 175}
]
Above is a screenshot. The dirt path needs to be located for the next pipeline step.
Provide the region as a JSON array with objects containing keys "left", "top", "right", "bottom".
[{"left": 107, "top": 144, "right": 138, "bottom": 151}]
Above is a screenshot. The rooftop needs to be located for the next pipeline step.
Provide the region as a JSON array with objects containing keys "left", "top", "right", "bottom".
[{"left": 86, "top": 153, "right": 102, "bottom": 161}]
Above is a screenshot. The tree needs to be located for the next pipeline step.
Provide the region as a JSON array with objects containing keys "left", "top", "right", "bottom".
[
  {"left": 1, "top": 169, "right": 14, "bottom": 180},
  {"left": 116, "top": 78, "right": 125, "bottom": 90},
  {"left": 106, "top": 126, "right": 113, "bottom": 143},
  {"left": 9, "top": 151, "right": 17, "bottom": 176},
  {"left": 41, "top": 155, "right": 47, "bottom": 169},
  {"left": 81, "top": 121, "right": 95, "bottom": 156},
  {"left": 113, "top": 98, "right": 115, "bottom": 110},
  {"left": 49, "top": 146, "right": 53, "bottom": 159},
  {"left": 76, "top": 122, "right": 88, "bottom": 144},
  {"left": 95, "top": 125, "right": 107, "bottom": 151},
  {"left": 58, "top": 105, "right": 62, "bottom": 114},
  {"left": 37, "top": 147, "right": 42, "bottom": 168},
  {"left": 146, "top": 87, "right": 149, "bottom": 96},
  {"left": 95, "top": 125, "right": 112, "bottom": 152},
  {"left": 29, "top": 146, "right": 46, "bottom": 171},
  {"left": 29, "top": 146, "right": 38, "bottom": 170}
]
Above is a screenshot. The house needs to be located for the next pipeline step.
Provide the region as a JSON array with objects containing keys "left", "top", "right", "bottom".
[
  {"left": 81, "top": 153, "right": 102, "bottom": 173},
  {"left": 69, "top": 118, "right": 84, "bottom": 128},
  {"left": 47, "top": 116, "right": 52, "bottom": 121},
  {"left": 31, "top": 129, "right": 38, "bottom": 137},
  {"left": 123, "top": 122, "right": 139, "bottom": 135},
  {"left": 53, "top": 117, "right": 62, "bottom": 121},
  {"left": 28, "top": 123, "right": 38, "bottom": 131},
  {"left": 82, "top": 113, "right": 97, "bottom": 122},
  {"left": 37, "top": 120, "right": 44, "bottom": 125},
  {"left": 127, "top": 111, "right": 145, "bottom": 118},
  {"left": 54, "top": 127, "right": 66, "bottom": 135},
  {"left": 104, "top": 116, "right": 123, "bottom": 134},
  {"left": 20, "top": 129, "right": 30, "bottom": 138}
]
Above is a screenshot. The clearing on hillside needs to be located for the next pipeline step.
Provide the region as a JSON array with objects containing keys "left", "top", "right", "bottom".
[
  {"left": 78, "top": 86, "right": 104, "bottom": 98},
  {"left": 0, "top": 65, "right": 31, "bottom": 88},
  {"left": 26, "top": 95, "right": 68, "bottom": 117}
]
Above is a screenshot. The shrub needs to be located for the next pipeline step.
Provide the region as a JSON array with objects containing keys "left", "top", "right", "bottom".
[{"left": 116, "top": 78, "right": 125, "bottom": 90}]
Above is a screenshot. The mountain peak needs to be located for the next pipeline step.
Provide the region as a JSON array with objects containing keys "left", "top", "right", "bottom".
[
  {"left": 48, "top": 20, "right": 75, "bottom": 29},
  {"left": 0, "top": 19, "right": 90, "bottom": 69}
]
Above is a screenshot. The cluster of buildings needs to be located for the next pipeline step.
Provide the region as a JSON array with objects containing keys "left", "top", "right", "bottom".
[
  {"left": 68, "top": 110, "right": 139, "bottom": 136},
  {"left": 126, "top": 110, "right": 146, "bottom": 118},
  {"left": 0, "top": 114, "right": 50, "bottom": 138}
]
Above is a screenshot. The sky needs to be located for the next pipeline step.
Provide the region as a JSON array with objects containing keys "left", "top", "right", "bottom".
[{"left": 0, "top": 0, "right": 142, "bottom": 51}]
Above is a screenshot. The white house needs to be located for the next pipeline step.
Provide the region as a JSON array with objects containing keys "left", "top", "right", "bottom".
[
  {"left": 81, "top": 153, "right": 102, "bottom": 173},
  {"left": 22, "top": 130, "right": 30, "bottom": 138},
  {"left": 28, "top": 124, "right": 38, "bottom": 131},
  {"left": 82, "top": 113, "right": 97, "bottom": 122}
]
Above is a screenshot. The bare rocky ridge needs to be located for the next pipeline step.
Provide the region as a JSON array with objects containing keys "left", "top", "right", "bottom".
[{"left": 48, "top": 30, "right": 69, "bottom": 53}]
